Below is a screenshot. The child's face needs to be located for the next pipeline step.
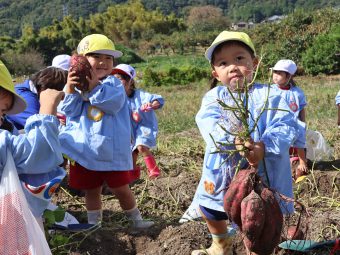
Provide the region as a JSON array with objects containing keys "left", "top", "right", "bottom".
[
  {"left": 86, "top": 54, "right": 114, "bottom": 80},
  {"left": 114, "top": 74, "right": 134, "bottom": 97},
  {"left": 0, "top": 90, "right": 13, "bottom": 126},
  {"left": 272, "top": 70, "right": 290, "bottom": 86},
  {"left": 211, "top": 43, "right": 256, "bottom": 90}
]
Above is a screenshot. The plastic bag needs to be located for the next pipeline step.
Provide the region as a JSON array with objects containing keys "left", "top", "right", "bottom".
[
  {"left": 306, "top": 130, "right": 334, "bottom": 161},
  {"left": 0, "top": 149, "right": 52, "bottom": 255}
]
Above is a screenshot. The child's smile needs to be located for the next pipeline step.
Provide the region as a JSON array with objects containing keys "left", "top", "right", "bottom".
[{"left": 86, "top": 54, "right": 114, "bottom": 79}]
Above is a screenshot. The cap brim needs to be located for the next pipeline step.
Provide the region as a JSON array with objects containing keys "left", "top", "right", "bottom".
[
  {"left": 7, "top": 94, "right": 27, "bottom": 115},
  {"left": 90, "top": 49, "right": 123, "bottom": 58},
  {"left": 205, "top": 37, "right": 255, "bottom": 62},
  {"left": 111, "top": 68, "right": 131, "bottom": 78},
  {"left": 272, "top": 67, "right": 289, "bottom": 73}
]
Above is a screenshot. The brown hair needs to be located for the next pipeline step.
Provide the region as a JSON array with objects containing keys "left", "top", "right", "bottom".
[
  {"left": 288, "top": 74, "right": 297, "bottom": 87},
  {"left": 209, "top": 40, "right": 256, "bottom": 90},
  {"left": 30, "top": 67, "right": 68, "bottom": 95}
]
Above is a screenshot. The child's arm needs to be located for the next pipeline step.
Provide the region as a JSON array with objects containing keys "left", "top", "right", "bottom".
[
  {"left": 60, "top": 70, "right": 84, "bottom": 117},
  {"left": 259, "top": 92, "right": 302, "bottom": 158},
  {"left": 298, "top": 108, "right": 306, "bottom": 122},
  {"left": 39, "top": 89, "right": 64, "bottom": 115},
  {"left": 139, "top": 91, "right": 164, "bottom": 111},
  {"left": 196, "top": 87, "right": 234, "bottom": 146},
  {"left": 141, "top": 100, "right": 161, "bottom": 112},
  {"left": 10, "top": 89, "right": 64, "bottom": 174},
  {"left": 87, "top": 76, "right": 126, "bottom": 114},
  {"left": 296, "top": 148, "right": 308, "bottom": 175}
]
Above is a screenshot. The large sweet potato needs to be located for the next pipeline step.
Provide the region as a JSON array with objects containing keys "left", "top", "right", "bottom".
[
  {"left": 245, "top": 188, "right": 283, "bottom": 255},
  {"left": 223, "top": 168, "right": 256, "bottom": 228},
  {"left": 241, "top": 190, "right": 265, "bottom": 241}
]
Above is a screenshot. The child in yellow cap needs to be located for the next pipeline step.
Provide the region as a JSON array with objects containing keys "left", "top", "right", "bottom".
[
  {"left": 0, "top": 60, "right": 65, "bottom": 235},
  {"left": 59, "top": 34, "right": 154, "bottom": 228},
  {"left": 191, "top": 31, "right": 302, "bottom": 255}
]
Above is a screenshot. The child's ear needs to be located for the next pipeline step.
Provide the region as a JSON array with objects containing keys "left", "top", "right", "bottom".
[
  {"left": 212, "top": 70, "right": 221, "bottom": 81},
  {"left": 252, "top": 57, "right": 259, "bottom": 70}
]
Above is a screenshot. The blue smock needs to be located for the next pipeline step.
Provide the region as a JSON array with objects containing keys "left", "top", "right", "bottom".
[
  {"left": 0, "top": 114, "right": 65, "bottom": 216},
  {"left": 272, "top": 84, "right": 307, "bottom": 116},
  {"left": 195, "top": 84, "right": 300, "bottom": 215},
  {"left": 272, "top": 84, "right": 307, "bottom": 148},
  {"left": 128, "top": 89, "right": 164, "bottom": 150},
  {"left": 59, "top": 76, "right": 133, "bottom": 171}
]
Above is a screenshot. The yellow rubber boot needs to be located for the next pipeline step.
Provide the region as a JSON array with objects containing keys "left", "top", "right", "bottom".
[{"left": 191, "top": 232, "right": 233, "bottom": 255}]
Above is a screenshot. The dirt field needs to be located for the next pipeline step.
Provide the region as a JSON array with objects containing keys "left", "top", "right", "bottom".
[{"left": 52, "top": 129, "right": 339, "bottom": 255}]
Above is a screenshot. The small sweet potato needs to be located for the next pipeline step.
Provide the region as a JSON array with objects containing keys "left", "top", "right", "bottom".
[
  {"left": 69, "top": 54, "right": 92, "bottom": 91},
  {"left": 287, "top": 225, "right": 304, "bottom": 240}
]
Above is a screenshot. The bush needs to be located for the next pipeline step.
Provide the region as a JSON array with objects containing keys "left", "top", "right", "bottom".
[
  {"left": 141, "top": 66, "right": 210, "bottom": 87},
  {"left": 116, "top": 44, "right": 145, "bottom": 64},
  {"left": 1, "top": 49, "right": 45, "bottom": 76},
  {"left": 301, "top": 26, "right": 340, "bottom": 75}
]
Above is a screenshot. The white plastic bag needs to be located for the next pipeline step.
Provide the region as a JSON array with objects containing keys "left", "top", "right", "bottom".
[
  {"left": 0, "top": 149, "right": 52, "bottom": 255},
  {"left": 306, "top": 130, "right": 334, "bottom": 161}
]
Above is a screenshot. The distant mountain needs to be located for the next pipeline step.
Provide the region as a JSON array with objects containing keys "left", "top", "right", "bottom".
[
  {"left": 0, "top": 0, "right": 339, "bottom": 38},
  {"left": 0, "top": 0, "right": 122, "bottom": 37}
]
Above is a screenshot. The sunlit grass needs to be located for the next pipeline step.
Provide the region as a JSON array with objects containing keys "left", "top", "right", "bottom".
[{"left": 143, "top": 74, "right": 339, "bottom": 160}]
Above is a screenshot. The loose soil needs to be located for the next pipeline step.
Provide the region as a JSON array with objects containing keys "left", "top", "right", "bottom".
[{"left": 52, "top": 130, "right": 339, "bottom": 255}]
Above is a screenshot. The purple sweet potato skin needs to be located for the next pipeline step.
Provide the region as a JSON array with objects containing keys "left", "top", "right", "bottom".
[
  {"left": 223, "top": 169, "right": 256, "bottom": 229},
  {"left": 224, "top": 168, "right": 283, "bottom": 255},
  {"left": 69, "top": 54, "right": 92, "bottom": 91},
  {"left": 241, "top": 190, "right": 265, "bottom": 241}
]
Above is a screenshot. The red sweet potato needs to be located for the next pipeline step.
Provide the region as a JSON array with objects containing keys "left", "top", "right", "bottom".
[
  {"left": 241, "top": 190, "right": 265, "bottom": 241},
  {"left": 245, "top": 188, "right": 283, "bottom": 255},
  {"left": 223, "top": 168, "right": 256, "bottom": 228},
  {"left": 69, "top": 54, "right": 92, "bottom": 91}
]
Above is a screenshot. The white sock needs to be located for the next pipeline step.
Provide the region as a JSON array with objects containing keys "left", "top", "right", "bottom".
[
  {"left": 124, "top": 206, "right": 143, "bottom": 221},
  {"left": 87, "top": 210, "right": 102, "bottom": 224},
  {"left": 124, "top": 207, "right": 154, "bottom": 229}
]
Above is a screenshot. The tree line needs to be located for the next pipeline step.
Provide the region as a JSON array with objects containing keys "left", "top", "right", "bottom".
[
  {"left": 0, "top": 0, "right": 339, "bottom": 38},
  {"left": 0, "top": 0, "right": 339, "bottom": 77}
]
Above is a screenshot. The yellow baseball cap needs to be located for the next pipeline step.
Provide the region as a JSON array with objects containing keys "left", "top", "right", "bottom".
[
  {"left": 205, "top": 31, "right": 256, "bottom": 62},
  {"left": 77, "top": 34, "right": 123, "bottom": 58},
  {"left": 0, "top": 60, "right": 26, "bottom": 114}
]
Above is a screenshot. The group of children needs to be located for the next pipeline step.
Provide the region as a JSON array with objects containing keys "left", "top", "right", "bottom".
[
  {"left": 0, "top": 33, "right": 164, "bottom": 247},
  {"left": 0, "top": 30, "right": 338, "bottom": 254}
]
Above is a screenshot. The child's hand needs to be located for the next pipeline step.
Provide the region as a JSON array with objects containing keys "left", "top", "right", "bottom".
[
  {"left": 57, "top": 112, "right": 66, "bottom": 126},
  {"left": 296, "top": 160, "right": 308, "bottom": 177},
  {"left": 140, "top": 103, "right": 153, "bottom": 112},
  {"left": 65, "top": 70, "right": 79, "bottom": 94},
  {"left": 151, "top": 100, "right": 161, "bottom": 110},
  {"left": 140, "top": 100, "right": 161, "bottom": 112},
  {"left": 235, "top": 137, "right": 264, "bottom": 167},
  {"left": 86, "top": 68, "right": 100, "bottom": 92},
  {"left": 39, "top": 89, "right": 65, "bottom": 115}
]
